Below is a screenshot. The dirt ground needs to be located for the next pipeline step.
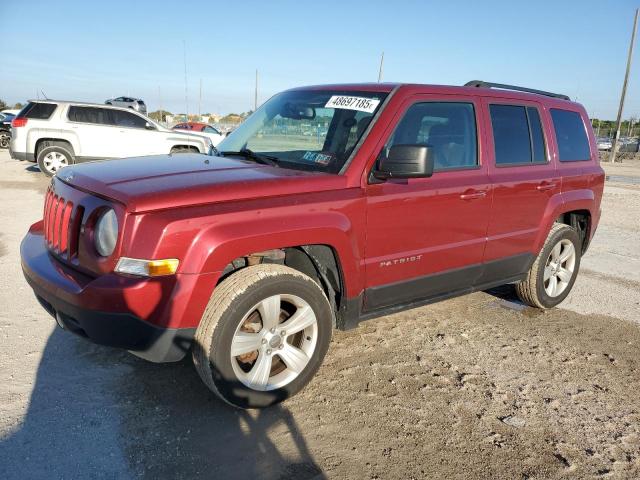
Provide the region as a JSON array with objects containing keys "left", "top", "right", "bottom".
[{"left": 1, "top": 151, "right": 639, "bottom": 479}]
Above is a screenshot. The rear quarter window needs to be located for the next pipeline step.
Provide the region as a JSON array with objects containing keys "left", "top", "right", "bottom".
[
  {"left": 19, "top": 102, "right": 58, "bottom": 120},
  {"left": 550, "top": 109, "right": 591, "bottom": 162}
]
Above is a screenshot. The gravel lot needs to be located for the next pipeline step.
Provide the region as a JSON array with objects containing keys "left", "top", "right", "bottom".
[{"left": 1, "top": 151, "right": 639, "bottom": 479}]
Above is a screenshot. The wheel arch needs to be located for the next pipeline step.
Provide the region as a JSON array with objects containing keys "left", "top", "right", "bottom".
[
  {"left": 534, "top": 189, "right": 597, "bottom": 255},
  {"left": 34, "top": 137, "right": 76, "bottom": 158},
  {"left": 170, "top": 144, "right": 202, "bottom": 154}
]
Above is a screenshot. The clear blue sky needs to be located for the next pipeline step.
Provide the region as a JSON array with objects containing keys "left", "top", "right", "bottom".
[{"left": 1, "top": 0, "right": 638, "bottom": 119}]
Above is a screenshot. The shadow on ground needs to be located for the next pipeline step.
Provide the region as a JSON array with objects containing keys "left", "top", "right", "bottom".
[{"left": 0, "top": 328, "right": 324, "bottom": 480}]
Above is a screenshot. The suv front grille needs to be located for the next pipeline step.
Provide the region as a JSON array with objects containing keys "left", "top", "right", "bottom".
[{"left": 43, "top": 187, "right": 83, "bottom": 259}]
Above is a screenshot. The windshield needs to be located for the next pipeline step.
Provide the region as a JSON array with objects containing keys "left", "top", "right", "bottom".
[{"left": 217, "top": 89, "right": 388, "bottom": 173}]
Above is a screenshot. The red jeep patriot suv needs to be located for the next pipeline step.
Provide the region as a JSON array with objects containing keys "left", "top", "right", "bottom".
[{"left": 21, "top": 81, "right": 604, "bottom": 408}]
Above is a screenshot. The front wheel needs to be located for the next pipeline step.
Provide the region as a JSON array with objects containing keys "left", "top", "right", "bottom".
[
  {"left": 515, "top": 223, "right": 581, "bottom": 309},
  {"left": 193, "top": 264, "right": 333, "bottom": 409},
  {"left": 0, "top": 131, "right": 10, "bottom": 149}
]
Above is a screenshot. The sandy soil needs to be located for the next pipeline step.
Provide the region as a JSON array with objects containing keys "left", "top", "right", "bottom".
[{"left": 1, "top": 152, "right": 639, "bottom": 479}]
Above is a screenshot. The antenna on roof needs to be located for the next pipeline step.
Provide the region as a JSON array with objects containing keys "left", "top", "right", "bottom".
[
  {"left": 378, "top": 52, "right": 384, "bottom": 82},
  {"left": 41, "top": 90, "right": 49, "bottom": 100}
]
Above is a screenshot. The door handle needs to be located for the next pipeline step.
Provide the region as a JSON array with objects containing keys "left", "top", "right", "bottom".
[
  {"left": 536, "top": 181, "right": 556, "bottom": 191},
  {"left": 460, "top": 189, "right": 487, "bottom": 200}
]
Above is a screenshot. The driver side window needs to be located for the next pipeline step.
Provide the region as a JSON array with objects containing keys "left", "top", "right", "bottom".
[{"left": 381, "top": 102, "right": 478, "bottom": 171}]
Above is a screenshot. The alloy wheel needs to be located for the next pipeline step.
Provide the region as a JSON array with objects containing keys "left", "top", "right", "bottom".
[
  {"left": 42, "top": 151, "right": 69, "bottom": 173},
  {"left": 543, "top": 239, "right": 576, "bottom": 297},
  {"left": 230, "top": 294, "right": 318, "bottom": 391}
]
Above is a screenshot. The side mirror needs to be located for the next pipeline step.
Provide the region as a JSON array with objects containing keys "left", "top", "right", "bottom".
[
  {"left": 374, "top": 144, "right": 434, "bottom": 179},
  {"left": 145, "top": 122, "right": 155, "bottom": 130}
]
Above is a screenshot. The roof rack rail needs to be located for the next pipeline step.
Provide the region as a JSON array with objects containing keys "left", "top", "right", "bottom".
[{"left": 464, "top": 80, "right": 570, "bottom": 101}]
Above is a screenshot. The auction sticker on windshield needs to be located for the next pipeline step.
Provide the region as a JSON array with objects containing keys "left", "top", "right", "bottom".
[{"left": 325, "top": 96, "right": 380, "bottom": 113}]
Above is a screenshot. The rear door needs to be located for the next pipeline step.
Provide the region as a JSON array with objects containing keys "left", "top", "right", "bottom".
[
  {"left": 363, "top": 94, "right": 492, "bottom": 311},
  {"left": 482, "top": 98, "right": 560, "bottom": 273}
]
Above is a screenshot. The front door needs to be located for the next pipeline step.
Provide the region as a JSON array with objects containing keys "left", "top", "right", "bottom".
[
  {"left": 363, "top": 95, "right": 491, "bottom": 311},
  {"left": 66, "top": 106, "right": 123, "bottom": 159}
]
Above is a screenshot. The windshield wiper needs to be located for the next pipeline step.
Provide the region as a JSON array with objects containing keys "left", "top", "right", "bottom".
[{"left": 219, "top": 148, "right": 279, "bottom": 167}]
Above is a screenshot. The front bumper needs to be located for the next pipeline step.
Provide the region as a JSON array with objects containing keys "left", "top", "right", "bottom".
[{"left": 20, "top": 224, "right": 218, "bottom": 362}]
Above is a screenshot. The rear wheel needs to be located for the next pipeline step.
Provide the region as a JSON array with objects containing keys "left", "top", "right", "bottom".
[
  {"left": 193, "top": 264, "right": 333, "bottom": 409},
  {"left": 515, "top": 223, "right": 581, "bottom": 309},
  {"left": 36, "top": 143, "right": 75, "bottom": 177}
]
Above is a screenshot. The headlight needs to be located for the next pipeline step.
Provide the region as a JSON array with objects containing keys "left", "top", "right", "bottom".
[{"left": 95, "top": 209, "right": 118, "bottom": 257}]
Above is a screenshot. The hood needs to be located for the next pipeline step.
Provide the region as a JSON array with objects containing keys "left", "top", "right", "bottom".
[{"left": 56, "top": 154, "right": 346, "bottom": 212}]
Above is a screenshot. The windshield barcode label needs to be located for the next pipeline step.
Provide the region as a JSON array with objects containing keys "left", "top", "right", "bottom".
[{"left": 325, "top": 96, "right": 380, "bottom": 113}]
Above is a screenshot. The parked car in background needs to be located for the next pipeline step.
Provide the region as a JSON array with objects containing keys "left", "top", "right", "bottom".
[
  {"left": 9, "top": 100, "right": 213, "bottom": 176},
  {"left": 105, "top": 96, "right": 147, "bottom": 114},
  {"left": 1, "top": 109, "right": 21, "bottom": 116},
  {"left": 0, "top": 112, "right": 14, "bottom": 148},
  {"left": 172, "top": 122, "right": 225, "bottom": 146},
  {"left": 620, "top": 137, "right": 640, "bottom": 153},
  {"left": 20, "top": 81, "right": 604, "bottom": 408},
  {"left": 596, "top": 137, "right": 612, "bottom": 150}
]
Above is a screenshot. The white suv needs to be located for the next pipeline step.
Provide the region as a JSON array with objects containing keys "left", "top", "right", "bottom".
[{"left": 10, "top": 101, "right": 213, "bottom": 176}]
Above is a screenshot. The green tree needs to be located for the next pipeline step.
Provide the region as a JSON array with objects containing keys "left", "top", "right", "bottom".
[
  {"left": 13, "top": 102, "right": 24, "bottom": 109},
  {"left": 0, "top": 99, "right": 7, "bottom": 110}
]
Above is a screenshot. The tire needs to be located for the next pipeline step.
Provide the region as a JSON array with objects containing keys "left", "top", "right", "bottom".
[
  {"left": 0, "top": 131, "right": 10, "bottom": 149},
  {"left": 170, "top": 146, "right": 199, "bottom": 154},
  {"left": 193, "top": 264, "right": 333, "bottom": 409},
  {"left": 515, "top": 223, "right": 581, "bottom": 309},
  {"left": 36, "top": 142, "right": 75, "bottom": 177}
]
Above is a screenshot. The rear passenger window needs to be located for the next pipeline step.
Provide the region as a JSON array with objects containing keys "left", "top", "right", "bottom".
[
  {"left": 19, "top": 102, "right": 57, "bottom": 120},
  {"left": 550, "top": 109, "right": 591, "bottom": 162},
  {"left": 382, "top": 102, "right": 478, "bottom": 170},
  {"left": 68, "top": 106, "right": 114, "bottom": 125},
  {"left": 490, "top": 105, "right": 547, "bottom": 165}
]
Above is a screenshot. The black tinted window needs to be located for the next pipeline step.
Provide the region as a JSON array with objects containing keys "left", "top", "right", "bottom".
[
  {"left": 490, "top": 105, "right": 531, "bottom": 164},
  {"left": 113, "top": 110, "right": 147, "bottom": 128},
  {"left": 68, "top": 106, "right": 114, "bottom": 125},
  {"left": 19, "top": 102, "right": 57, "bottom": 120},
  {"left": 527, "top": 107, "right": 546, "bottom": 163},
  {"left": 551, "top": 109, "right": 591, "bottom": 161},
  {"left": 383, "top": 102, "right": 477, "bottom": 170}
]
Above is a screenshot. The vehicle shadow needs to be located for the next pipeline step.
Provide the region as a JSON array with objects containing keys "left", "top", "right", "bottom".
[
  {"left": 0, "top": 326, "right": 325, "bottom": 480},
  {"left": 24, "top": 164, "right": 41, "bottom": 174}
]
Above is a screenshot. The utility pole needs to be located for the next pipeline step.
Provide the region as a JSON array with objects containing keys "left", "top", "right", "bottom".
[
  {"left": 254, "top": 69, "right": 258, "bottom": 112},
  {"left": 183, "top": 40, "right": 189, "bottom": 122},
  {"left": 158, "top": 86, "right": 162, "bottom": 124},
  {"left": 596, "top": 119, "right": 601, "bottom": 136},
  {"left": 610, "top": 8, "right": 638, "bottom": 162},
  {"left": 199, "top": 78, "right": 202, "bottom": 118},
  {"left": 378, "top": 52, "right": 384, "bottom": 82}
]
